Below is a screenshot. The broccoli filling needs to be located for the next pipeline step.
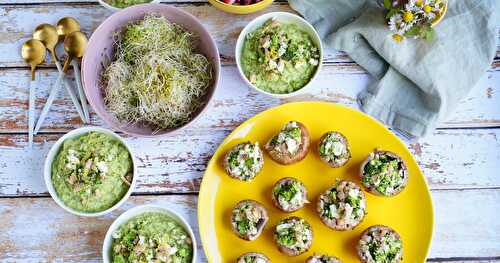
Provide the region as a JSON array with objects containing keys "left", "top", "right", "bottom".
[
  {"left": 363, "top": 153, "right": 404, "bottom": 195},
  {"left": 226, "top": 142, "right": 263, "bottom": 181},
  {"left": 319, "top": 133, "right": 349, "bottom": 163},
  {"left": 275, "top": 218, "right": 312, "bottom": 251},
  {"left": 320, "top": 183, "right": 365, "bottom": 225},
  {"left": 232, "top": 204, "right": 263, "bottom": 237},
  {"left": 269, "top": 122, "right": 302, "bottom": 154},
  {"left": 273, "top": 180, "right": 304, "bottom": 210},
  {"left": 367, "top": 234, "right": 403, "bottom": 262}
]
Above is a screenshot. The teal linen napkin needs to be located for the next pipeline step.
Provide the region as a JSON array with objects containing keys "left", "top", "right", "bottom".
[{"left": 289, "top": 0, "right": 499, "bottom": 138}]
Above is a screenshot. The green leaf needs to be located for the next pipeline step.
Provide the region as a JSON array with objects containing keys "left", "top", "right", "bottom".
[
  {"left": 423, "top": 27, "right": 435, "bottom": 41},
  {"left": 384, "top": 0, "right": 392, "bottom": 9},
  {"left": 404, "top": 26, "right": 421, "bottom": 37},
  {"left": 386, "top": 7, "right": 400, "bottom": 19}
]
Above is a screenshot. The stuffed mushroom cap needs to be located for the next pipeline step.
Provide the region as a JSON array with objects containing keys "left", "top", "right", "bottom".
[
  {"left": 318, "top": 131, "right": 351, "bottom": 168},
  {"left": 224, "top": 142, "right": 264, "bottom": 181},
  {"left": 317, "top": 180, "right": 366, "bottom": 230},
  {"left": 274, "top": 216, "right": 313, "bottom": 256},
  {"left": 272, "top": 177, "right": 308, "bottom": 212},
  {"left": 265, "top": 121, "right": 310, "bottom": 165},
  {"left": 360, "top": 150, "right": 409, "bottom": 196},
  {"left": 306, "top": 254, "right": 342, "bottom": 263},
  {"left": 236, "top": 252, "right": 270, "bottom": 263},
  {"left": 357, "top": 225, "right": 403, "bottom": 263},
  {"left": 231, "top": 200, "right": 269, "bottom": 241}
]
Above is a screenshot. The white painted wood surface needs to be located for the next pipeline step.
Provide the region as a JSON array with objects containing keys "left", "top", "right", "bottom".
[{"left": 0, "top": 1, "right": 499, "bottom": 262}]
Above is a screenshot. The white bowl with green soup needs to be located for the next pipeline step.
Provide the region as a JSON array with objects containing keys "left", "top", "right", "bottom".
[
  {"left": 44, "top": 126, "right": 136, "bottom": 217},
  {"left": 103, "top": 204, "right": 196, "bottom": 263},
  {"left": 236, "top": 12, "right": 323, "bottom": 97}
]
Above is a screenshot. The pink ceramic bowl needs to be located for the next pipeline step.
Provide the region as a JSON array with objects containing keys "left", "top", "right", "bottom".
[{"left": 82, "top": 4, "right": 220, "bottom": 137}]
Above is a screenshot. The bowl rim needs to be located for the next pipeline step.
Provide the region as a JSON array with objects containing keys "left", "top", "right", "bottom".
[
  {"left": 235, "top": 11, "right": 323, "bottom": 98},
  {"left": 207, "top": 0, "right": 273, "bottom": 11},
  {"left": 97, "top": 0, "right": 161, "bottom": 12},
  {"left": 82, "top": 3, "right": 221, "bottom": 138},
  {"left": 102, "top": 204, "right": 197, "bottom": 263},
  {"left": 43, "top": 126, "right": 137, "bottom": 217}
]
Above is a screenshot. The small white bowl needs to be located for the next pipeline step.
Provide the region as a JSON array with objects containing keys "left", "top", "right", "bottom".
[
  {"left": 235, "top": 12, "right": 323, "bottom": 98},
  {"left": 98, "top": 0, "right": 161, "bottom": 12},
  {"left": 102, "top": 204, "right": 197, "bottom": 263},
  {"left": 44, "top": 126, "right": 137, "bottom": 217}
]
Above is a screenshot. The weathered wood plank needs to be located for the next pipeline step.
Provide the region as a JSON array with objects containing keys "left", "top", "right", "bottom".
[
  {"left": 0, "top": 3, "right": 349, "bottom": 67},
  {"left": 0, "top": 128, "right": 499, "bottom": 196},
  {"left": 1, "top": 190, "right": 499, "bottom": 261},
  {"left": 0, "top": 65, "right": 499, "bottom": 134},
  {"left": 2, "top": 3, "right": 499, "bottom": 67},
  {"left": 0, "top": 195, "right": 206, "bottom": 262}
]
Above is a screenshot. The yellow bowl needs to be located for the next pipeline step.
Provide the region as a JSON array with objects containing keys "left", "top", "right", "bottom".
[
  {"left": 208, "top": 0, "right": 273, "bottom": 14},
  {"left": 432, "top": 1, "right": 448, "bottom": 27}
]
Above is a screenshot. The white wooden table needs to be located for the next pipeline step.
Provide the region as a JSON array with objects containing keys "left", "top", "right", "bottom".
[{"left": 0, "top": 1, "right": 499, "bottom": 262}]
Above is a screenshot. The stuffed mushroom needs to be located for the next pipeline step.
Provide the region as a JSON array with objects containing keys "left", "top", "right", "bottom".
[
  {"left": 357, "top": 225, "right": 403, "bottom": 263},
  {"left": 360, "top": 150, "right": 409, "bottom": 196},
  {"left": 236, "top": 252, "right": 270, "bottom": 263},
  {"left": 306, "top": 254, "right": 342, "bottom": 263},
  {"left": 224, "top": 142, "right": 264, "bottom": 181},
  {"left": 272, "top": 177, "right": 308, "bottom": 212},
  {"left": 231, "top": 200, "right": 269, "bottom": 241},
  {"left": 317, "top": 180, "right": 366, "bottom": 230},
  {"left": 318, "top": 131, "right": 351, "bottom": 168},
  {"left": 265, "top": 121, "right": 310, "bottom": 165},
  {"left": 274, "top": 216, "right": 313, "bottom": 256}
]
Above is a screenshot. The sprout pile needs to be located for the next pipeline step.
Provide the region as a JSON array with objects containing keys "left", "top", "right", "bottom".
[{"left": 103, "top": 15, "right": 213, "bottom": 132}]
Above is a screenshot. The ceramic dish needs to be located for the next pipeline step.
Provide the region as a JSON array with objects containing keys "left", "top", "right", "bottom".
[
  {"left": 208, "top": 0, "right": 273, "bottom": 15},
  {"left": 98, "top": 0, "right": 161, "bottom": 12},
  {"left": 44, "top": 126, "right": 136, "bottom": 217},
  {"left": 102, "top": 204, "right": 197, "bottom": 263},
  {"left": 235, "top": 12, "right": 323, "bottom": 98},
  {"left": 198, "top": 102, "right": 433, "bottom": 262},
  {"left": 82, "top": 4, "right": 220, "bottom": 137}
]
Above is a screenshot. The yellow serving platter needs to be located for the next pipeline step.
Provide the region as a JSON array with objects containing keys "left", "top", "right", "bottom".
[{"left": 198, "top": 102, "right": 433, "bottom": 262}]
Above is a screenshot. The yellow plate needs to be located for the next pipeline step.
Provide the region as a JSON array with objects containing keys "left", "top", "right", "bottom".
[
  {"left": 198, "top": 102, "right": 433, "bottom": 262},
  {"left": 208, "top": 0, "right": 273, "bottom": 15}
]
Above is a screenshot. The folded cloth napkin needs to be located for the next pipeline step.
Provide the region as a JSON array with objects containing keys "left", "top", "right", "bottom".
[{"left": 289, "top": 0, "right": 499, "bottom": 138}]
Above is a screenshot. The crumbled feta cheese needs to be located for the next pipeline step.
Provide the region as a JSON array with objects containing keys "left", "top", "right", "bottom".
[
  {"left": 277, "top": 59, "right": 285, "bottom": 73},
  {"left": 309, "top": 58, "right": 319, "bottom": 66},
  {"left": 268, "top": 59, "right": 278, "bottom": 70},
  {"left": 285, "top": 137, "right": 298, "bottom": 154},
  {"left": 332, "top": 141, "right": 345, "bottom": 156},
  {"left": 96, "top": 161, "right": 108, "bottom": 175}
]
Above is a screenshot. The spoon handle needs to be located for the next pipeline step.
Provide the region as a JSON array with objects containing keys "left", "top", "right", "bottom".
[
  {"left": 71, "top": 60, "right": 90, "bottom": 123},
  {"left": 55, "top": 60, "right": 87, "bottom": 123},
  {"left": 28, "top": 78, "right": 36, "bottom": 148},
  {"left": 34, "top": 74, "right": 62, "bottom": 135}
]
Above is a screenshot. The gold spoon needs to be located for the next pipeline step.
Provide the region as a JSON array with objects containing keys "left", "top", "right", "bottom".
[
  {"left": 21, "top": 39, "right": 45, "bottom": 148},
  {"left": 62, "top": 31, "right": 90, "bottom": 122},
  {"left": 56, "top": 17, "right": 81, "bottom": 40},
  {"left": 33, "top": 24, "right": 59, "bottom": 62},
  {"left": 33, "top": 23, "right": 86, "bottom": 134}
]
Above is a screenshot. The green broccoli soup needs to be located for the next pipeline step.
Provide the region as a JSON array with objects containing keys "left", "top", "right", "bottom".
[
  {"left": 51, "top": 131, "right": 133, "bottom": 213},
  {"left": 241, "top": 19, "right": 320, "bottom": 94},
  {"left": 111, "top": 212, "right": 193, "bottom": 263}
]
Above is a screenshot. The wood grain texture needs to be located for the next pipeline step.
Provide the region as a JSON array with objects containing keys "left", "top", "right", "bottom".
[
  {"left": 0, "top": 3, "right": 351, "bottom": 67},
  {"left": 1, "top": 128, "right": 499, "bottom": 196},
  {"left": 1, "top": 190, "right": 499, "bottom": 262},
  {"left": 0, "top": 2, "right": 497, "bottom": 66},
  {"left": 0, "top": 65, "right": 499, "bottom": 134}
]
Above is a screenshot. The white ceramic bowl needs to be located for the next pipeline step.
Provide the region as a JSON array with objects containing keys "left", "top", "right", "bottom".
[
  {"left": 235, "top": 12, "right": 323, "bottom": 98},
  {"left": 102, "top": 204, "right": 197, "bottom": 263},
  {"left": 44, "top": 126, "right": 137, "bottom": 217},
  {"left": 98, "top": 0, "right": 161, "bottom": 12}
]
